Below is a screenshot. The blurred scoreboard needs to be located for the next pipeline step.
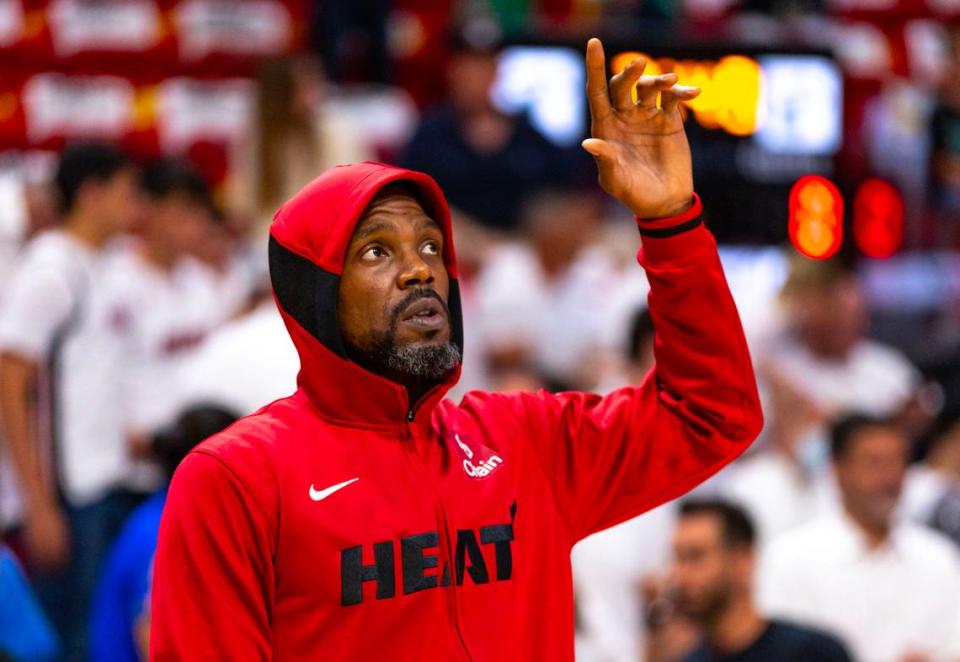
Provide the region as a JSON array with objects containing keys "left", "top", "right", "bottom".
[{"left": 493, "top": 42, "right": 844, "bottom": 243}]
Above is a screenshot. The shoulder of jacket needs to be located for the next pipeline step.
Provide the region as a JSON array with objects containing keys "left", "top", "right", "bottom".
[
  {"left": 196, "top": 405, "right": 282, "bottom": 455},
  {"left": 184, "top": 400, "right": 300, "bottom": 497},
  {"left": 446, "top": 388, "right": 589, "bottom": 424},
  {"left": 442, "top": 390, "right": 525, "bottom": 424}
]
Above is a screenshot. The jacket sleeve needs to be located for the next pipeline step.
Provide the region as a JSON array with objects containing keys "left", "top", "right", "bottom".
[
  {"left": 150, "top": 450, "right": 276, "bottom": 661},
  {"left": 490, "top": 210, "right": 762, "bottom": 543}
]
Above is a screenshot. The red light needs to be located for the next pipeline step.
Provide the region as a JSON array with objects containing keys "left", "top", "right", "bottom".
[
  {"left": 853, "top": 179, "right": 903, "bottom": 259},
  {"left": 789, "top": 175, "right": 844, "bottom": 260}
]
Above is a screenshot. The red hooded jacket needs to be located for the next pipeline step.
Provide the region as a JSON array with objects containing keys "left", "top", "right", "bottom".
[{"left": 150, "top": 162, "right": 762, "bottom": 660}]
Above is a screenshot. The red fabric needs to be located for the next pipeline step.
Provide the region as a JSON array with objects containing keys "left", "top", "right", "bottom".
[
  {"left": 150, "top": 163, "right": 762, "bottom": 661},
  {"left": 269, "top": 161, "right": 459, "bottom": 279}
]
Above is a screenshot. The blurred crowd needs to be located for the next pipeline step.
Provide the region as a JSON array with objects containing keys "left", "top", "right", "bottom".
[{"left": 1, "top": 2, "right": 960, "bottom": 662}]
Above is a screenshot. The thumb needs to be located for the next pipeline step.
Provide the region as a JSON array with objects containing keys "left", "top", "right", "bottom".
[{"left": 581, "top": 138, "right": 614, "bottom": 162}]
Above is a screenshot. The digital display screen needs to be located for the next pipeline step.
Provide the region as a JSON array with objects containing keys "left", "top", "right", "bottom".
[
  {"left": 493, "top": 45, "right": 843, "bottom": 157},
  {"left": 492, "top": 43, "right": 844, "bottom": 243},
  {"left": 492, "top": 46, "right": 587, "bottom": 146},
  {"left": 754, "top": 55, "right": 843, "bottom": 156}
]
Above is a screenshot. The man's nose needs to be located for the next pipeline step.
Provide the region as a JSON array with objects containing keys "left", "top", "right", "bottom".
[{"left": 397, "top": 252, "right": 434, "bottom": 289}]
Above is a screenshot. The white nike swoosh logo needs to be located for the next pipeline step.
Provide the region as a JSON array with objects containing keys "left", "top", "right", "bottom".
[{"left": 309, "top": 477, "right": 359, "bottom": 502}]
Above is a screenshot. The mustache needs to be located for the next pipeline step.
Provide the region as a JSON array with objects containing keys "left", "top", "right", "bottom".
[{"left": 388, "top": 288, "right": 449, "bottom": 326}]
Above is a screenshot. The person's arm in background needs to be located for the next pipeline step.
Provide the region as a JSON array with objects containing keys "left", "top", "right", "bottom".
[
  {"left": 0, "top": 355, "right": 57, "bottom": 538},
  {"left": 0, "top": 265, "right": 74, "bottom": 569},
  {"left": 465, "top": 40, "right": 763, "bottom": 541}
]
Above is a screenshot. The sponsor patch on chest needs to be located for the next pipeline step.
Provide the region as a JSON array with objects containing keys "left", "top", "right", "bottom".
[{"left": 454, "top": 434, "right": 504, "bottom": 479}]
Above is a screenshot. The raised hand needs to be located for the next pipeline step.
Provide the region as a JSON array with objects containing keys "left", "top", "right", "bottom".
[{"left": 582, "top": 38, "right": 701, "bottom": 219}]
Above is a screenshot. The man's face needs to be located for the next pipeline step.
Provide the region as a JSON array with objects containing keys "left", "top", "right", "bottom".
[
  {"left": 835, "top": 426, "right": 908, "bottom": 530},
  {"left": 149, "top": 194, "right": 210, "bottom": 257},
  {"left": 447, "top": 52, "right": 498, "bottom": 112},
  {"left": 791, "top": 278, "right": 867, "bottom": 358},
  {"left": 529, "top": 195, "right": 600, "bottom": 276},
  {"left": 670, "top": 515, "right": 742, "bottom": 622},
  {"left": 337, "top": 191, "right": 457, "bottom": 380},
  {"left": 193, "top": 217, "right": 232, "bottom": 269},
  {"left": 95, "top": 167, "right": 141, "bottom": 235}
]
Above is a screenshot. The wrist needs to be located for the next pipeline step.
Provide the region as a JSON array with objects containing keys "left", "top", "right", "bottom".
[
  {"left": 634, "top": 197, "right": 695, "bottom": 221},
  {"left": 635, "top": 194, "right": 703, "bottom": 238}
]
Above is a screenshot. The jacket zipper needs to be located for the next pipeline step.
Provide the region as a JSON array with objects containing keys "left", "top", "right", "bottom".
[{"left": 404, "top": 408, "right": 473, "bottom": 661}]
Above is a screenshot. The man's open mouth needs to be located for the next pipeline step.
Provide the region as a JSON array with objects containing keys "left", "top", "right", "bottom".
[{"left": 400, "top": 297, "right": 447, "bottom": 329}]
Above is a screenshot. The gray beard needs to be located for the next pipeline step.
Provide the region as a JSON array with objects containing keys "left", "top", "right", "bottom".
[
  {"left": 381, "top": 341, "right": 461, "bottom": 380},
  {"left": 347, "top": 331, "right": 461, "bottom": 382},
  {"left": 345, "top": 287, "right": 460, "bottom": 382}
]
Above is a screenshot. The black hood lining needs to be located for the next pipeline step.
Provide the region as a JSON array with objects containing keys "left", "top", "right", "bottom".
[{"left": 269, "top": 235, "right": 464, "bottom": 360}]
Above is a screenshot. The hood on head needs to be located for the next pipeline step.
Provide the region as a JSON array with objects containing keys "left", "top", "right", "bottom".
[{"left": 269, "top": 162, "right": 464, "bottom": 426}]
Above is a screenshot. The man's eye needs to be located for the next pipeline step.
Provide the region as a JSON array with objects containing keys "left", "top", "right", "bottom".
[
  {"left": 362, "top": 246, "right": 386, "bottom": 260},
  {"left": 422, "top": 241, "right": 440, "bottom": 256}
]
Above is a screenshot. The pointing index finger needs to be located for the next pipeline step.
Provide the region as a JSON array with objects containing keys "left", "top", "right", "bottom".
[{"left": 585, "top": 38, "right": 612, "bottom": 122}]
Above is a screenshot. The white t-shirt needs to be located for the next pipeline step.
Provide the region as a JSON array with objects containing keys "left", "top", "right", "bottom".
[
  {"left": 177, "top": 302, "right": 298, "bottom": 416},
  {"left": 0, "top": 178, "right": 27, "bottom": 527},
  {"left": 102, "top": 246, "right": 227, "bottom": 435},
  {"left": 101, "top": 247, "right": 227, "bottom": 491},
  {"left": 198, "top": 254, "right": 253, "bottom": 327},
  {"left": 0, "top": 230, "right": 127, "bottom": 506},
  {"left": 476, "top": 242, "right": 645, "bottom": 385},
  {"left": 571, "top": 503, "right": 676, "bottom": 662},
  {"left": 723, "top": 451, "right": 836, "bottom": 546},
  {"left": 758, "top": 512, "right": 960, "bottom": 662},
  {"left": 760, "top": 334, "right": 919, "bottom": 418}
]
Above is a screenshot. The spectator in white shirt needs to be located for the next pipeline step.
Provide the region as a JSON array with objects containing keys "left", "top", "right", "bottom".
[
  {"left": 758, "top": 414, "right": 960, "bottom": 662},
  {"left": 101, "top": 159, "right": 221, "bottom": 493},
  {"left": 741, "top": 259, "right": 925, "bottom": 540},
  {"left": 0, "top": 170, "right": 56, "bottom": 536},
  {"left": 759, "top": 257, "right": 920, "bottom": 428},
  {"left": 722, "top": 368, "right": 834, "bottom": 545},
  {"left": 177, "top": 289, "right": 299, "bottom": 417},
  {"left": 901, "top": 411, "right": 960, "bottom": 527},
  {"left": 189, "top": 205, "right": 255, "bottom": 325},
  {"left": 0, "top": 143, "right": 141, "bottom": 662},
  {"left": 476, "top": 189, "right": 623, "bottom": 389},
  {"left": 574, "top": 307, "right": 676, "bottom": 662}
]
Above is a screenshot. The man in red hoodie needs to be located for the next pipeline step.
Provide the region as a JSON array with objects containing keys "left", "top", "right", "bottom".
[{"left": 150, "top": 39, "right": 763, "bottom": 661}]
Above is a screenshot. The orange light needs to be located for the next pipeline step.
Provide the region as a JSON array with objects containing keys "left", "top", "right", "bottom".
[
  {"left": 611, "top": 52, "right": 663, "bottom": 79},
  {"left": 789, "top": 175, "right": 843, "bottom": 260},
  {"left": 853, "top": 179, "right": 903, "bottom": 259},
  {"left": 611, "top": 52, "right": 762, "bottom": 136}
]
